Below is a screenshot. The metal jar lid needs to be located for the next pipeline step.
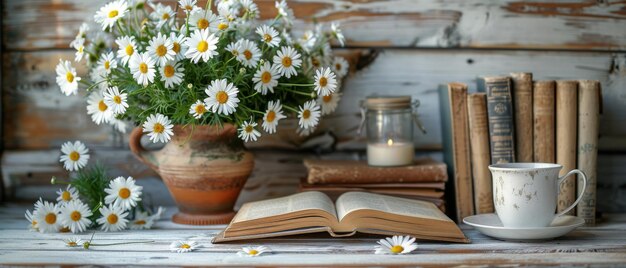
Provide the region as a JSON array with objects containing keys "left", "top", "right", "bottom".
[{"left": 365, "top": 96, "right": 412, "bottom": 110}]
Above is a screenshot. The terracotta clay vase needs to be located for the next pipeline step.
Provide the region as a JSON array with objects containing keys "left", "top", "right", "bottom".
[{"left": 129, "top": 124, "right": 254, "bottom": 225}]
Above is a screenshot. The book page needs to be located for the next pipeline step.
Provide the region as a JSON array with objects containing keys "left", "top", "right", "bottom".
[
  {"left": 335, "top": 192, "right": 450, "bottom": 222},
  {"left": 232, "top": 191, "right": 337, "bottom": 223}
]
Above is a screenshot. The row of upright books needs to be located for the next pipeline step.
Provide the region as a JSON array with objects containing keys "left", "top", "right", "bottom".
[{"left": 440, "top": 73, "right": 601, "bottom": 224}]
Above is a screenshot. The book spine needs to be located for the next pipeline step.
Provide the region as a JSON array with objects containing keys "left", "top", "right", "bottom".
[
  {"left": 556, "top": 80, "right": 578, "bottom": 215},
  {"left": 533, "top": 80, "right": 556, "bottom": 163},
  {"left": 447, "top": 83, "right": 474, "bottom": 220},
  {"left": 484, "top": 76, "right": 516, "bottom": 164},
  {"left": 306, "top": 165, "right": 448, "bottom": 184},
  {"left": 577, "top": 80, "right": 600, "bottom": 225},
  {"left": 510, "top": 72, "right": 534, "bottom": 162},
  {"left": 467, "top": 93, "right": 493, "bottom": 214}
]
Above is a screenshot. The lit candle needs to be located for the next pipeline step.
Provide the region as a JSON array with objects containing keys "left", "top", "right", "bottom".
[{"left": 367, "top": 138, "right": 414, "bottom": 166}]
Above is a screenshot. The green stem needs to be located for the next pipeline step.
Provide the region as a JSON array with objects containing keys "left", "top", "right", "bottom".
[
  {"left": 116, "top": 20, "right": 128, "bottom": 36},
  {"left": 90, "top": 240, "right": 156, "bottom": 246},
  {"left": 282, "top": 87, "right": 313, "bottom": 97},
  {"left": 283, "top": 105, "right": 299, "bottom": 114},
  {"left": 279, "top": 83, "right": 314, "bottom": 87}
]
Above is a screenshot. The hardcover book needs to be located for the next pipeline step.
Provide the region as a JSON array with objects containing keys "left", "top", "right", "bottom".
[
  {"left": 577, "top": 80, "right": 601, "bottom": 225},
  {"left": 556, "top": 80, "right": 578, "bottom": 215},
  {"left": 533, "top": 80, "right": 556, "bottom": 163},
  {"left": 212, "top": 191, "right": 469, "bottom": 243},
  {"left": 484, "top": 76, "right": 516, "bottom": 164},
  {"left": 467, "top": 93, "right": 494, "bottom": 214},
  {"left": 510, "top": 72, "right": 534, "bottom": 162}
]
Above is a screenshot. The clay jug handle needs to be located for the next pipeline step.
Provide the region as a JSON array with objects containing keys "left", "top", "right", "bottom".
[{"left": 129, "top": 127, "right": 159, "bottom": 172}]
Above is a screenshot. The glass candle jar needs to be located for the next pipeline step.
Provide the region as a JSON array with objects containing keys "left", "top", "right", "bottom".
[{"left": 364, "top": 96, "right": 415, "bottom": 167}]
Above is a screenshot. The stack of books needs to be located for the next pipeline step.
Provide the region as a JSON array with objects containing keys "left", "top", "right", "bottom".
[
  {"left": 440, "top": 74, "right": 601, "bottom": 224},
  {"left": 300, "top": 158, "right": 448, "bottom": 212}
]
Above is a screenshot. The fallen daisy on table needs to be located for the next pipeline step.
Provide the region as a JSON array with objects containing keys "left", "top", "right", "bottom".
[
  {"left": 64, "top": 237, "right": 85, "bottom": 248},
  {"left": 374, "top": 235, "right": 418, "bottom": 255},
  {"left": 237, "top": 246, "right": 270, "bottom": 257},
  {"left": 170, "top": 240, "right": 199, "bottom": 253}
]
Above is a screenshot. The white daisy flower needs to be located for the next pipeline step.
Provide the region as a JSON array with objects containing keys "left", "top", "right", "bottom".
[
  {"left": 236, "top": 39, "right": 260, "bottom": 68},
  {"left": 94, "top": 0, "right": 129, "bottom": 30},
  {"left": 298, "top": 30, "right": 316, "bottom": 52},
  {"left": 318, "top": 91, "right": 342, "bottom": 115},
  {"left": 262, "top": 100, "right": 286, "bottom": 134},
  {"left": 169, "top": 32, "right": 187, "bottom": 61},
  {"left": 71, "top": 37, "right": 85, "bottom": 62},
  {"left": 204, "top": 79, "right": 239, "bottom": 115},
  {"left": 103, "top": 86, "right": 129, "bottom": 115},
  {"left": 237, "top": 246, "right": 270, "bottom": 257},
  {"left": 215, "top": 17, "right": 230, "bottom": 32},
  {"left": 170, "top": 240, "right": 199, "bottom": 253},
  {"left": 86, "top": 91, "right": 113, "bottom": 125},
  {"left": 179, "top": 0, "right": 199, "bottom": 13},
  {"left": 55, "top": 59, "right": 81, "bottom": 96},
  {"left": 238, "top": 119, "right": 261, "bottom": 142},
  {"left": 374, "top": 235, "right": 418, "bottom": 255},
  {"left": 150, "top": 3, "right": 175, "bottom": 29},
  {"left": 59, "top": 141, "right": 90, "bottom": 172},
  {"left": 142, "top": 113, "right": 175, "bottom": 143},
  {"left": 129, "top": 52, "right": 157, "bottom": 86},
  {"left": 189, "top": 100, "right": 208, "bottom": 119},
  {"left": 76, "top": 23, "right": 89, "bottom": 39},
  {"left": 298, "top": 100, "right": 321, "bottom": 130},
  {"left": 275, "top": 0, "right": 295, "bottom": 25},
  {"left": 240, "top": 0, "right": 259, "bottom": 19},
  {"left": 129, "top": 211, "right": 154, "bottom": 230},
  {"left": 97, "top": 52, "right": 118, "bottom": 75},
  {"left": 115, "top": 36, "right": 137, "bottom": 65},
  {"left": 189, "top": 9, "right": 219, "bottom": 31},
  {"left": 56, "top": 185, "right": 79, "bottom": 204},
  {"left": 185, "top": 29, "right": 219, "bottom": 63},
  {"left": 64, "top": 237, "right": 85, "bottom": 247},
  {"left": 314, "top": 67, "right": 338, "bottom": 97},
  {"left": 273, "top": 46, "right": 302, "bottom": 78},
  {"left": 90, "top": 67, "right": 109, "bottom": 91},
  {"left": 110, "top": 118, "right": 128, "bottom": 133},
  {"left": 332, "top": 57, "right": 349, "bottom": 78},
  {"left": 148, "top": 32, "right": 176, "bottom": 66},
  {"left": 34, "top": 200, "right": 60, "bottom": 233},
  {"left": 104, "top": 176, "right": 143, "bottom": 210},
  {"left": 160, "top": 61, "right": 185, "bottom": 89},
  {"left": 252, "top": 62, "right": 280, "bottom": 95},
  {"left": 97, "top": 204, "right": 129, "bottom": 232},
  {"left": 150, "top": 206, "right": 165, "bottom": 221},
  {"left": 331, "top": 22, "right": 346, "bottom": 47},
  {"left": 281, "top": 29, "right": 293, "bottom": 45},
  {"left": 25, "top": 200, "right": 42, "bottom": 232},
  {"left": 256, "top": 25, "right": 281, "bottom": 47},
  {"left": 60, "top": 199, "right": 93, "bottom": 234},
  {"left": 226, "top": 41, "right": 242, "bottom": 57}
]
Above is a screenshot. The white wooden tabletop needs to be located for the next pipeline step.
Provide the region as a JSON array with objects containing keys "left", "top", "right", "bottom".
[{"left": 1, "top": 204, "right": 625, "bottom": 267}]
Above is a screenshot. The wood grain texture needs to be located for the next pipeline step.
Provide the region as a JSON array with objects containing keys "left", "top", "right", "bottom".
[
  {"left": 533, "top": 80, "right": 556, "bottom": 163},
  {"left": 556, "top": 80, "right": 578, "bottom": 215},
  {"left": 3, "top": 0, "right": 626, "bottom": 51}
]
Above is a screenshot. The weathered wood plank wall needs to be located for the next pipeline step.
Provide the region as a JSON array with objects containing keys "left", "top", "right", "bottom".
[{"left": 2, "top": 0, "right": 626, "bottom": 211}]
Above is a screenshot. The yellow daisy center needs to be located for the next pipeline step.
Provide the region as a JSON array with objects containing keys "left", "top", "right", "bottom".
[
  {"left": 45, "top": 213, "right": 57, "bottom": 224},
  {"left": 70, "top": 211, "right": 81, "bottom": 222},
  {"left": 66, "top": 72, "right": 74, "bottom": 83},
  {"left": 104, "top": 61, "right": 110, "bottom": 70},
  {"left": 245, "top": 125, "right": 253, "bottom": 133},
  {"left": 113, "top": 95, "right": 122, "bottom": 104},
  {"left": 282, "top": 57, "right": 292, "bottom": 67},
  {"left": 197, "top": 18, "right": 209, "bottom": 29},
  {"left": 243, "top": 50, "right": 252, "bottom": 60},
  {"left": 195, "top": 104, "right": 206, "bottom": 115},
  {"left": 335, "top": 63, "right": 342, "bottom": 70},
  {"left": 197, "top": 41, "right": 209, "bottom": 52},
  {"left": 248, "top": 249, "right": 259, "bottom": 255},
  {"left": 134, "top": 220, "right": 146, "bottom": 225},
  {"left": 172, "top": 42, "right": 181, "bottom": 53},
  {"left": 162, "top": 13, "right": 170, "bottom": 20},
  {"left": 302, "top": 110, "right": 311, "bottom": 119},
  {"left": 107, "top": 214, "right": 118, "bottom": 224},
  {"left": 62, "top": 191, "right": 72, "bottom": 201},
  {"left": 32, "top": 220, "right": 38, "bottom": 226},
  {"left": 266, "top": 111, "right": 276, "bottom": 123},
  {"left": 319, "top": 77, "right": 328, "bottom": 87},
  {"left": 218, "top": 22, "right": 228, "bottom": 30},
  {"left": 69, "top": 151, "right": 80, "bottom": 161},
  {"left": 181, "top": 244, "right": 191, "bottom": 249},
  {"left": 263, "top": 34, "right": 272, "bottom": 43},
  {"left": 125, "top": 45, "right": 134, "bottom": 56},
  {"left": 78, "top": 46, "right": 84, "bottom": 53},
  {"left": 164, "top": 65, "right": 175, "bottom": 78},
  {"left": 261, "top": 71, "right": 272, "bottom": 83},
  {"left": 119, "top": 187, "right": 131, "bottom": 199},
  {"left": 150, "top": 123, "right": 165, "bottom": 134},
  {"left": 68, "top": 242, "right": 77, "bottom": 247},
  {"left": 156, "top": 45, "right": 167, "bottom": 57},
  {"left": 216, "top": 91, "right": 229, "bottom": 104},
  {"left": 390, "top": 245, "right": 404, "bottom": 254},
  {"left": 59, "top": 226, "right": 71, "bottom": 232},
  {"left": 98, "top": 100, "right": 108, "bottom": 112},
  {"left": 185, "top": 5, "right": 193, "bottom": 11},
  {"left": 108, "top": 10, "right": 119, "bottom": 18},
  {"left": 312, "top": 57, "right": 320, "bottom": 67},
  {"left": 139, "top": 63, "right": 148, "bottom": 74},
  {"left": 323, "top": 95, "right": 332, "bottom": 103}
]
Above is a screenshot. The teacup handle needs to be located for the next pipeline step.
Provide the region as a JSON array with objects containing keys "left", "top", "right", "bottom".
[{"left": 556, "top": 169, "right": 587, "bottom": 217}]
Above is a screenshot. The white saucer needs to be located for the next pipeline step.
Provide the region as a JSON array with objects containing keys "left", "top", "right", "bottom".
[{"left": 463, "top": 213, "right": 585, "bottom": 241}]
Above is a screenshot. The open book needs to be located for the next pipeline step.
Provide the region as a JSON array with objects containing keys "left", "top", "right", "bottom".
[{"left": 212, "top": 191, "right": 469, "bottom": 243}]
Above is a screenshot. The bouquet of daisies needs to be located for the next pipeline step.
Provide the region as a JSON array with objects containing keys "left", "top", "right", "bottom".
[
  {"left": 25, "top": 140, "right": 164, "bottom": 234},
  {"left": 56, "top": 0, "right": 348, "bottom": 143}
]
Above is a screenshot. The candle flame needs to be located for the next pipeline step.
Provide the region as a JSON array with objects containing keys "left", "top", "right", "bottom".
[{"left": 387, "top": 139, "right": 393, "bottom": 146}]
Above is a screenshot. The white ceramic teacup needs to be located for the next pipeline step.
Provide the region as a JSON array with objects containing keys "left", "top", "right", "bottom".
[{"left": 488, "top": 163, "right": 587, "bottom": 228}]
